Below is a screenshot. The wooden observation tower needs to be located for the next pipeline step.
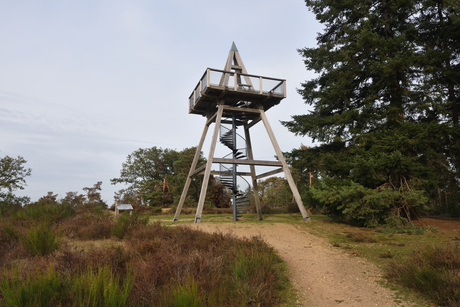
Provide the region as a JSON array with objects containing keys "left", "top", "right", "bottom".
[{"left": 173, "top": 43, "right": 311, "bottom": 223}]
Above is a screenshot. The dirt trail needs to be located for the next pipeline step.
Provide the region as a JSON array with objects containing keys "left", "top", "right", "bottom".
[{"left": 187, "top": 223, "right": 412, "bottom": 307}]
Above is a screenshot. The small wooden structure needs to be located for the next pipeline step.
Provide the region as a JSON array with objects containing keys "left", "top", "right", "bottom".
[
  {"left": 115, "top": 204, "right": 133, "bottom": 218},
  {"left": 174, "top": 43, "right": 311, "bottom": 223}
]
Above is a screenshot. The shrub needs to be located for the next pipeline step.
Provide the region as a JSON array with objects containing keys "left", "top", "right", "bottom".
[
  {"left": 1, "top": 222, "right": 19, "bottom": 242},
  {"left": 261, "top": 205, "right": 272, "bottom": 214},
  {"left": 287, "top": 202, "right": 300, "bottom": 213},
  {"left": 20, "top": 223, "right": 60, "bottom": 256},
  {"left": 311, "top": 178, "right": 426, "bottom": 227},
  {"left": 112, "top": 212, "right": 148, "bottom": 239},
  {"left": 0, "top": 268, "right": 69, "bottom": 306},
  {"left": 386, "top": 244, "right": 460, "bottom": 306},
  {"left": 378, "top": 215, "right": 432, "bottom": 235},
  {"left": 61, "top": 213, "right": 114, "bottom": 240},
  {"left": 228, "top": 240, "right": 285, "bottom": 305},
  {"left": 17, "top": 202, "right": 75, "bottom": 222}
]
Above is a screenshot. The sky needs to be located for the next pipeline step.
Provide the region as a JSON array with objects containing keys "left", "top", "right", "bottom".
[{"left": 0, "top": 0, "right": 322, "bottom": 204}]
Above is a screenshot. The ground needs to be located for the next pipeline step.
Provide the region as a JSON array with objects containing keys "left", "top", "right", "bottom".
[
  {"left": 187, "top": 222, "right": 416, "bottom": 307},
  {"left": 415, "top": 217, "right": 460, "bottom": 232}
]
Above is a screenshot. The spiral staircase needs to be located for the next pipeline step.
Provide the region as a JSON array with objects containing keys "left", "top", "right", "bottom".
[{"left": 218, "top": 114, "right": 251, "bottom": 220}]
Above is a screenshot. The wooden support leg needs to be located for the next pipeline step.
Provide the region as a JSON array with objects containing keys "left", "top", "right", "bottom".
[
  {"left": 173, "top": 122, "right": 210, "bottom": 221},
  {"left": 259, "top": 110, "right": 311, "bottom": 221},
  {"left": 244, "top": 125, "right": 263, "bottom": 221},
  {"left": 194, "top": 104, "right": 224, "bottom": 223}
]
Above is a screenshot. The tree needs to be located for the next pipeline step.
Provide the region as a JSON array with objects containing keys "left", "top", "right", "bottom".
[
  {"left": 284, "top": 0, "right": 421, "bottom": 141},
  {"left": 0, "top": 154, "right": 31, "bottom": 213},
  {"left": 209, "top": 179, "right": 231, "bottom": 208},
  {"left": 283, "top": 0, "right": 460, "bottom": 224},
  {"left": 82, "top": 181, "right": 107, "bottom": 210},
  {"left": 415, "top": 0, "right": 460, "bottom": 192},
  {"left": 62, "top": 191, "right": 86, "bottom": 208},
  {"left": 111, "top": 147, "right": 206, "bottom": 207},
  {"left": 60, "top": 182, "right": 107, "bottom": 211},
  {"left": 257, "top": 177, "right": 293, "bottom": 208}
]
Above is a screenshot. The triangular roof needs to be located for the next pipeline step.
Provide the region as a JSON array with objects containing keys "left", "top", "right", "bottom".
[
  {"left": 219, "top": 42, "right": 253, "bottom": 88},
  {"left": 223, "top": 42, "right": 249, "bottom": 74}
]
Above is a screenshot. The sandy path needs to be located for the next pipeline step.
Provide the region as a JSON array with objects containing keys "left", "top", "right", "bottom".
[{"left": 187, "top": 223, "right": 412, "bottom": 307}]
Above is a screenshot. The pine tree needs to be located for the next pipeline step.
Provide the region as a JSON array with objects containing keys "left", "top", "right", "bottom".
[{"left": 284, "top": 0, "right": 460, "bottom": 224}]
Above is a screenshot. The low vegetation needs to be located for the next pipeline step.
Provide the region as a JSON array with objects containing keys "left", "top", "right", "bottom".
[
  {"left": 386, "top": 244, "right": 460, "bottom": 306},
  {"left": 0, "top": 203, "right": 291, "bottom": 306},
  {"left": 300, "top": 215, "right": 460, "bottom": 306}
]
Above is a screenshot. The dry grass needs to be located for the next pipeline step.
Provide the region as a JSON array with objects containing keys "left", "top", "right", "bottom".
[
  {"left": 0, "top": 206, "right": 290, "bottom": 306},
  {"left": 385, "top": 244, "right": 460, "bottom": 307}
]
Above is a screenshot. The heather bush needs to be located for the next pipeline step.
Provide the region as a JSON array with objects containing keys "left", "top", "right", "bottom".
[
  {"left": 0, "top": 210, "right": 290, "bottom": 306},
  {"left": 229, "top": 240, "right": 283, "bottom": 305},
  {"left": 60, "top": 213, "right": 114, "bottom": 240},
  {"left": 386, "top": 244, "right": 460, "bottom": 307},
  {"left": 112, "top": 212, "right": 148, "bottom": 239}
]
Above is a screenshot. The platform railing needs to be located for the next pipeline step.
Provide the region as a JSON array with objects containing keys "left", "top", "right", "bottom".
[{"left": 189, "top": 68, "right": 286, "bottom": 110}]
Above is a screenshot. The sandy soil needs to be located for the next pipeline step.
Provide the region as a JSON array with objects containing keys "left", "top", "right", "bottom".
[{"left": 186, "top": 223, "right": 414, "bottom": 307}]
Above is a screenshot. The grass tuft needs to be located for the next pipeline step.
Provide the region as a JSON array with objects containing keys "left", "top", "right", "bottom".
[
  {"left": 0, "top": 267, "right": 69, "bottom": 307},
  {"left": 165, "top": 276, "right": 204, "bottom": 307},
  {"left": 71, "top": 265, "right": 133, "bottom": 306}
]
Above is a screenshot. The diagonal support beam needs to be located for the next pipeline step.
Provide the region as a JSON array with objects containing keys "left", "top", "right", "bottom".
[
  {"left": 194, "top": 104, "right": 225, "bottom": 223},
  {"left": 244, "top": 126, "right": 262, "bottom": 220},
  {"left": 173, "top": 117, "right": 210, "bottom": 221},
  {"left": 259, "top": 109, "right": 311, "bottom": 221}
]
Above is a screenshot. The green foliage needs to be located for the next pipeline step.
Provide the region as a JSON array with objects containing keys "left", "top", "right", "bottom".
[
  {"left": 284, "top": 0, "right": 460, "bottom": 222},
  {"left": 80, "top": 181, "right": 108, "bottom": 210},
  {"left": 111, "top": 147, "right": 206, "bottom": 207},
  {"left": 20, "top": 223, "right": 60, "bottom": 256},
  {"left": 0, "top": 207, "right": 291, "bottom": 306},
  {"left": 112, "top": 212, "right": 149, "bottom": 239},
  {"left": 0, "top": 154, "right": 31, "bottom": 215},
  {"left": 18, "top": 195, "right": 75, "bottom": 222},
  {"left": 209, "top": 180, "right": 231, "bottom": 208},
  {"left": 311, "top": 178, "right": 426, "bottom": 227},
  {"left": 0, "top": 266, "right": 133, "bottom": 307},
  {"left": 166, "top": 277, "right": 204, "bottom": 307},
  {"left": 378, "top": 215, "right": 436, "bottom": 235},
  {"left": 258, "top": 177, "right": 293, "bottom": 208},
  {"left": 229, "top": 241, "right": 284, "bottom": 305},
  {"left": 0, "top": 268, "right": 69, "bottom": 307},
  {"left": 1, "top": 222, "right": 19, "bottom": 242},
  {"left": 71, "top": 265, "right": 133, "bottom": 307},
  {"left": 0, "top": 154, "right": 31, "bottom": 193},
  {"left": 386, "top": 244, "right": 460, "bottom": 307}
]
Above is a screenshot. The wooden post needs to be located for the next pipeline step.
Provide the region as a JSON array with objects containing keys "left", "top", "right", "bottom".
[
  {"left": 194, "top": 104, "right": 224, "bottom": 223},
  {"left": 244, "top": 125, "right": 263, "bottom": 220},
  {"left": 173, "top": 119, "right": 210, "bottom": 221},
  {"left": 259, "top": 109, "right": 311, "bottom": 221}
]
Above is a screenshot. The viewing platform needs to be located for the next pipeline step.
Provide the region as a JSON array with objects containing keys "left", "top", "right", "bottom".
[{"left": 189, "top": 68, "right": 286, "bottom": 116}]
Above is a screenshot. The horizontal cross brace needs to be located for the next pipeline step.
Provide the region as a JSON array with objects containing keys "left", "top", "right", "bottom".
[{"left": 212, "top": 158, "right": 282, "bottom": 167}]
